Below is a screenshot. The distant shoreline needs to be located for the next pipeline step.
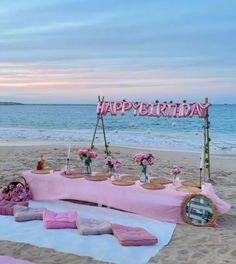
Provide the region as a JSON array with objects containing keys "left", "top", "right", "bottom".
[{"left": 0, "top": 102, "right": 24, "bottom": 105}]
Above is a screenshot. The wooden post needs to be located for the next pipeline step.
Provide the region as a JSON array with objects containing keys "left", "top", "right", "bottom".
[
  {"left": 90, "top": 96, "right": 110, "bottom": 155},
  {"left": 203, "top": 97, "right": 211, "bottom": 181}
]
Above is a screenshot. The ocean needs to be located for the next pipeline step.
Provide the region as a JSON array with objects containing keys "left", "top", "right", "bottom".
[{"left": 0, "top": 104, "right": 235, "bottom": 154}]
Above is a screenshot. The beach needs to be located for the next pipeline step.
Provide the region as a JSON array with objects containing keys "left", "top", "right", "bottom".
[{"left": 0, "top": 144, "right": 235, "bottom": 264}]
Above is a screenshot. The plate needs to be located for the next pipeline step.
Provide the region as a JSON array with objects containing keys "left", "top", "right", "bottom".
[
  {"left": 141, "top": 183, "right": 165, "bottom": 190},
  {"left": 177, "top": 186, "right": 201, "bottom": 193},
  {"left": 181, "top": 180, "right": 201, "bottom": 188},
  {"left": 61, "top": 171, "right": 84, "bottom": 178},
  {"left": 111, "top": 180, "right": 135, "bottom": 186},
  {"left": 94, "top": 172, "right": 111, "bottom": 177},
  {"left": 150, "top": 178, "right": 173, "bottom": 185},
  {"left": 31, "top": 169, "right": 51, "bottom": 174},
  {"left": 85, "top": 176, "right": 108, "bottom": 181},
  {"left": 121, "top": 175, "right": 140, "bottom": 181}
]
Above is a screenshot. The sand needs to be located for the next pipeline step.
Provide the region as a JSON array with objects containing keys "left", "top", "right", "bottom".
[{"left": 0, "top": 144, "right": 235, "bottom": 264}]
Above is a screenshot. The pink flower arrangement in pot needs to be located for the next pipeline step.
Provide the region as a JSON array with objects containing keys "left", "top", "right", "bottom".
[
  {"left": 76, "top": 148, "right": 98, "bottom": 176},
  {"left": 134, "top": 153, "right": 155, "bottom": 182}
]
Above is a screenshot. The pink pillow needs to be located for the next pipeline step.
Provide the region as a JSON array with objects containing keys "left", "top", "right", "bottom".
[
  {"left": 76, "top": 217, "right": 112, "bottom": 235},
  {"left": 14, "top": 205, "right": 45, "bottom": 222},
  {"left": 0, "top": 200, "right": 28, "bottom": 215},
  {"left": 111, "top": 224, "right": 158, "bottom": 246},
  {"left": 43, "top": 209, "right": 77, "bottom": 229}
]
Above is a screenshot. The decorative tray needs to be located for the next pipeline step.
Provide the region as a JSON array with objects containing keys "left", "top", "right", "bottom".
[
  {"left": 121, "top": 175, "right": 140, "bottom": 181},
  {"left": 111, "top": 180, "right": 135, "bottom": 186},
  {"left": 181, "top": 180, "right": 201, "bottom": 188},
  {"left": 141, "top": 183, "right": 165, "bottom": 190},
  {"left": 176, "top": 186, "right": 201, "bottom": 193},
  {"left": 94, "top": 172, "right": 111, "bottom": 177},
  {"left": 61, "top": 171, "right": 84, "bottom": 178},
  {"left": 150, "top": 178, "right": 173, "bottom": 185},
  {"left": 31, "top": 169, "right": 51, "bottom": 174},
  {"left": 85, "top": 176, "right": 108, "bottom": 181}
]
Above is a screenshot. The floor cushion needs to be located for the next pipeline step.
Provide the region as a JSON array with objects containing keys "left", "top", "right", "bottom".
[
  {"left": 43, "top": 209, "right": 77, "bottom": 229},
  {"left": 0, "top": 200, "right": 29, "bottom": 216},
  {"left": 14, "top": 205, "right": 45, "bottom": 222},
  {"left": 76, "top": 217, "right": 112, "bottom": 235},
  {"left": 111, "top": 224, "right": 158, "bottom": 246}
]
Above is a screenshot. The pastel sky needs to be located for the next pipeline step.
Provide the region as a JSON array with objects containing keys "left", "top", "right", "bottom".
[{"left": 0, "top": 0, "right": 236, "bottom": 104}]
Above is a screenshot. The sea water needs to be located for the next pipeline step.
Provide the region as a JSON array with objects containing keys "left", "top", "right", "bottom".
[{"left": 0, "top": 104, "right": 235, "bottom": 154}]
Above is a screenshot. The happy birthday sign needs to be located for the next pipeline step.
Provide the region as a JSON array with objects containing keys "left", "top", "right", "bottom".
[{"left": 97, "top": 101, "right": 210, "bottom": 118}]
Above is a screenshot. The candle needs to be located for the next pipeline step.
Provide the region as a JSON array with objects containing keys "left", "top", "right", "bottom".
[
  {"left": 67, "top": 144, "right": 71, "bottom": 159},
  {"left": 200, "top": 151, "right": 204, "bottom": 170}
]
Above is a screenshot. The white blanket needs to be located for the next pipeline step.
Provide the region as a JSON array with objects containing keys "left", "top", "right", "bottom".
[{"left": 0, "top": 200, "right": 176, "bottom": 264}]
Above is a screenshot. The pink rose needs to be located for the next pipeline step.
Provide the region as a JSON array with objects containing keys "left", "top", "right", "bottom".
[
  {"left": 113, "top": 160, "right": 122, "bottom": 170},
  {"left": 16, "top": 183, "right": 23, "bottom": 190},
  {"left": 76, "top": 148, "right": 97, "bottom": 159},
  {"left": 142, "top": 159, "right": 149, "bottom": 166},
  {"left": 134, "top": 153, "right": 144, "bottom": 162},
  {"left": 170, "top": 165, "right": 181, "bottom": 175}
]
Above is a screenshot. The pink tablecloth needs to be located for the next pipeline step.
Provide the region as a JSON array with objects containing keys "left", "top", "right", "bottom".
[{"left": 23, "top": 171, "right": 231, "bottom": 224}]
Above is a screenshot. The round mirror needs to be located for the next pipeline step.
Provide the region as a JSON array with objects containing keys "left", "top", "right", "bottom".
[{"left": 181, "top": 194, "right": 217, "bottom": 227}]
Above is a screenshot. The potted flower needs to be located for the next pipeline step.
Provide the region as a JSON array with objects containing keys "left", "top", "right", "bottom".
[
  {"left": 170, "top": 165, "right": 181, "bottom": 185},
  {"left": 134, "top": 153, "right": 155, "bottom": 183},
  {"left": 76, "top": 148, "right": 98, "bottom": 176}
]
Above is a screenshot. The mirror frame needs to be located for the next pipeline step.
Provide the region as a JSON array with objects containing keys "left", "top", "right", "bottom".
[{"left": 181, "top": 194, "right": 218, "bottom": 227}]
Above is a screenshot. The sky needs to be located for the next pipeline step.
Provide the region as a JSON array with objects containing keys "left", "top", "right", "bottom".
[{"left": 0, "top": 0, "right": 236, "bottom": 104}]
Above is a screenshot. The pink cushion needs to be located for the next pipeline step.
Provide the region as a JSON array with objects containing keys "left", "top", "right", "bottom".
[
  {"left": 14, "top": 205, "right": 45, "bottom": 222},
  {"left": 43, "top": 209, "right": 77, "bottom": 229},
  {"left": 0, "top": 200, "right": 29, "bottom": 215},
  {"left": 76, "top": 217, "right": 112, "bottom": 235},
  {"left": 111, "top": 224, "right": 158, "bottom": 246}
]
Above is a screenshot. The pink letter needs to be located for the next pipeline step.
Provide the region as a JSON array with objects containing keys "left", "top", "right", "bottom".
[
  {"left": 132, "top": 102, "right": 140, "bottom": 116},
  {"left": 148, "top": 103, "right": 157, "bottom": 116},
  {"left": 97, "top": 101, "right": 106, "bottom": 115},
  {"left": 166, "top": 103, "right": 177, "bottom": 117},
  {"left": 121, "top": 102, "right": 132, "bottom": 115},
  {"left": 179, "top": 103, "right": 191, "bottom": 117},
  {"left": 139, "top": 102, "right": 149, "bottom": 116},
  {"left": 114, "top": 101, "right": 123, "bottom": 115},
  {"left": 105, "top": 102, "right": 115, "bottom": 116},
  {"left": 197, "top": 103, "right": 210, "bottom": 118},
  {"left": 159, "top": 103, "right": 167, "bottom": 117}
]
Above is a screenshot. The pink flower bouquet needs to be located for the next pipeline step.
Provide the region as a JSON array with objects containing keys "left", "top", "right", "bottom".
[
  {"left": 105, "top": 156, "right": 122, "bottom": 177},
  {"left": 170, "top": 165, "right": 181, "bottom": 185},
  {"left": 76, "top": 148, "right": 97, "bottom": 175},
  {"left": 134, "top": 153, "right": 155, "bottom": 167},
  {"left": 134, "top": 153, "right": 155, "bottom": 182},
  {"left": 0, "top": 182, "right": 32, "bottom": 202},
  {"left": 77, "top": 149, "right": 98, "bottom": 160},
  {"left": 113, "top": 160, "right": 122, "bottom": 171}
]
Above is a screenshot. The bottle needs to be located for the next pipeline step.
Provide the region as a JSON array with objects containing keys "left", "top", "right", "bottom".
[
  {"left": 36, "top": 154, "right": 45, "bottom": 170},
  {"left": 40, "top": 154, "right": 45, "bottom": 170}
]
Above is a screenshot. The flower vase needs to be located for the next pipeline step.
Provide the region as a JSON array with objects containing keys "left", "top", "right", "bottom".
[
  {"left": 140, "top": 165, "right": 148, "bottom": 183},
  {"left": 84, "top": 164, "right": 92, "bottom": 176},
  {"left": 172, "top": 174, "right": 177, "bottom": 186},
  {"left": 114, "top": 168, "right": 120, "bottom": 180},
  {"left": 108, "top": 167, "right": 114, "bottom": 177}
]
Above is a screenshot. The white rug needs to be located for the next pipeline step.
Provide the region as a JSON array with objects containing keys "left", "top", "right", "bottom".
[{"left": 0, "top": 200, "right": 176, "bottom": 264}]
